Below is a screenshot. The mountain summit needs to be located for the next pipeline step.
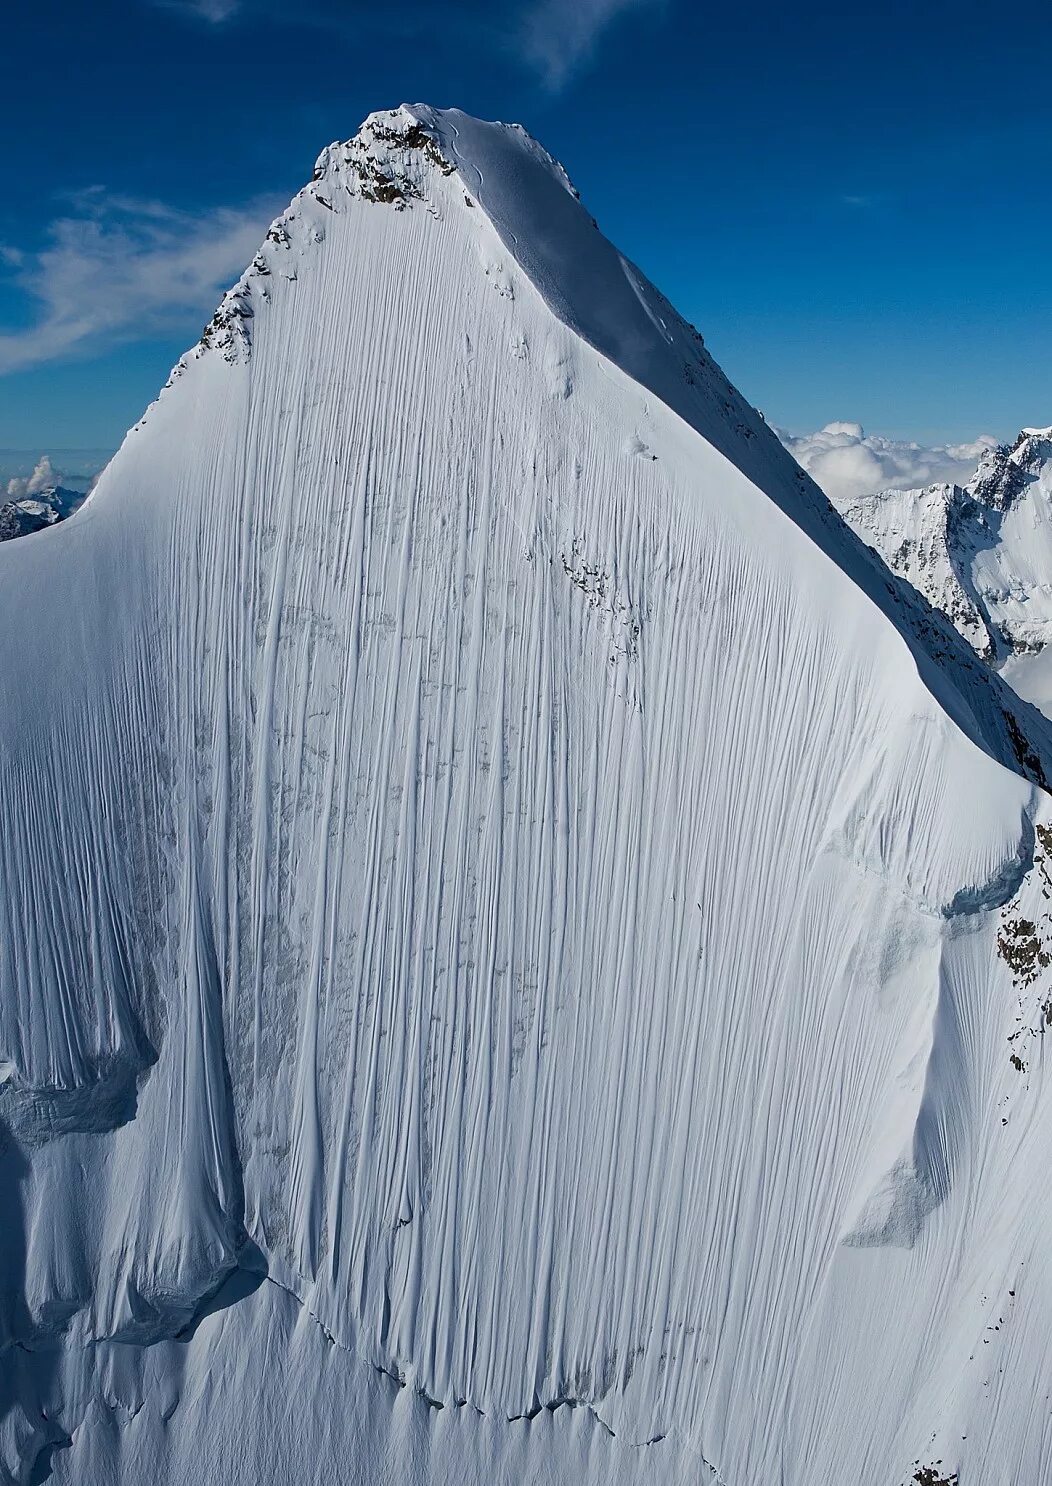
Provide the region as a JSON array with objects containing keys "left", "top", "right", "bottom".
[{"left": 2, "top": 106, "right": 1052, "bottom": 1486}]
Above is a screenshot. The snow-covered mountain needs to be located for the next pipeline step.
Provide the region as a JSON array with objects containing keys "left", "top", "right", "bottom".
[
  {"left": 0, "top": 485, "right": 85, "bottom": 542},
  {"left": 2, "top": 105, "right": 1052, "bottom": 1486},
  {"left": 0, "top": 455, "right": 92, "bottom": 542},
  {"left": 835, "top": 428, "right": 1052, "bottom": 714}
]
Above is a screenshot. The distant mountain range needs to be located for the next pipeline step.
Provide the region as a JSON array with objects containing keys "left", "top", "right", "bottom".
[
  {"left": 0, "top": 453, "right": 105, "bottom": 542},
  {"left": 0, "top": 483, "right": 86, "bottom": 541}
]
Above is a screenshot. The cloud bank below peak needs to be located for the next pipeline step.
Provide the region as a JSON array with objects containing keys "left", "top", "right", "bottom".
[{"left": 778, "top": 420, "right": 998, "bottom": 504}]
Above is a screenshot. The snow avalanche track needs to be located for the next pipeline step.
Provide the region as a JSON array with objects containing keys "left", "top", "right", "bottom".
[{"left": 2, "top": 106, "right": 1052, "bottom": 1485}]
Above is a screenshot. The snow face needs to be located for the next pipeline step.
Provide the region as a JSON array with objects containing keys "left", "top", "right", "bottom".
[
  {"left": 831, "top": 429, "right": 1052, "bottom": 717},
  {"left": 2, "top": 105, "right": 1052, "bottom": 1486}
]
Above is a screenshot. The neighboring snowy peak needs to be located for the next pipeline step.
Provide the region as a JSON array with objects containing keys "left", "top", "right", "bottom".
[
  {"left": 970, "top": 427, "right": 1052, "bottom": 510},
  {"left": 970, "top": 442, "right": 1027, "bottom": 510},
  {"left": 832, "top": 429, "right": 1052, "bottom": 703},
  {"left": 835, "top": 480, "right": 996, "bottom": 658},
  {"left": 0, "top": 456, "right": 88, "bottom": 542},
  {"left": 7, "top": 105, "right": 1052, "bottom": 1486},
  {"left": 0, "top": 485, "right": 84, "bottom": 542}
]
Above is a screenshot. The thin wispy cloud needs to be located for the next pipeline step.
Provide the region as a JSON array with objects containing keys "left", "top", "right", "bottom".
[
  {"left": 521, "top": 0, "right": 659, "bottom": 88},
  {"left": 778, "top": 421, "right": 998, "bottom": 503},
  {"left": 839, "top": 190, "right": 893, "bottom": 215},
  {"left": 152, "top": 0, "right": 658, "bottom": 86},
  {"left": 0, "top": 191, "right": 280, "bottom": 376},
  {"left": 155, "top": 0, "right": 239, "bottom": 19}
]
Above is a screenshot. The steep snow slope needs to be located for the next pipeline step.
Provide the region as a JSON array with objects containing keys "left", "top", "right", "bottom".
[
  {"left": 835, "top": 429, "right": 1052, "bottom": 718},
  {"left": 3, "top": 106, "right": 1052, "bottom": 1486}
]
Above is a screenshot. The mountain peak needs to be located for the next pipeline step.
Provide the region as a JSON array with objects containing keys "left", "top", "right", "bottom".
[
  {"left": 311, "top": 105, "right": 459, "bottom": 205},
  {"left": 1011, "top": 425, "right": 1052, "bottom": 471},
  {"left": 304, "top": 105, "right": 587, "bottom": 227},
  {"left": 152, "top": 104, "right": 781, "bottom": 497},
  {"left": 5, "top": 101, "right": 1052, "bottom": 1486},
  {"left": 831, "top": 423, "right": 1052, "bottom": 689},
  {"left": 965, "top": 427, "right": 1052, "bottom": 510},
  {"left": 125, "top": 105, "right": 1048, "bottom": 787}
]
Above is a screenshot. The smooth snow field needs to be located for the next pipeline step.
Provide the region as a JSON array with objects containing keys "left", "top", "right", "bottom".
[{"left": 3, "top": 107, "right": 1052, "bottom": 1485}]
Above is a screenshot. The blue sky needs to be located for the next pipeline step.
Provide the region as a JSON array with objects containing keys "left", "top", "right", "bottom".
[{"left": 2, "top": 0, "right": 1051, "bottom": 456}]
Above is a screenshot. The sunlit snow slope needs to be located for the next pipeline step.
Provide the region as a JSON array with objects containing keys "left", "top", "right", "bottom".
[{"left": 4, "top": 106, "right": 1052, "bottom": 1486}]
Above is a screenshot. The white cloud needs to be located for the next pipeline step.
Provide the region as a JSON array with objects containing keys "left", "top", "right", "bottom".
[
  {"left": 6, "top": 455, "right": 60, "bottom": 499},
  {"left": 521, "top": 0, "right": 659, "bottom": 88},
  {"left": 778, "top": 420, "right": 999, "bottom": 505},
  {"left": 0, "top": 191, "right": 280, "bottom": 376},
  {"left": 4, "top": 454, "right": 107, "bottom": 499}
]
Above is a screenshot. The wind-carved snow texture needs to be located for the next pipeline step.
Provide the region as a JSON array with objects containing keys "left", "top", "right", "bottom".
[
  {"left": 835, "top": 429, "right": 1052, "bottom": 718},
  {"left": 5, "top": 106, "right": 1052, "bottom": 1486}
]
